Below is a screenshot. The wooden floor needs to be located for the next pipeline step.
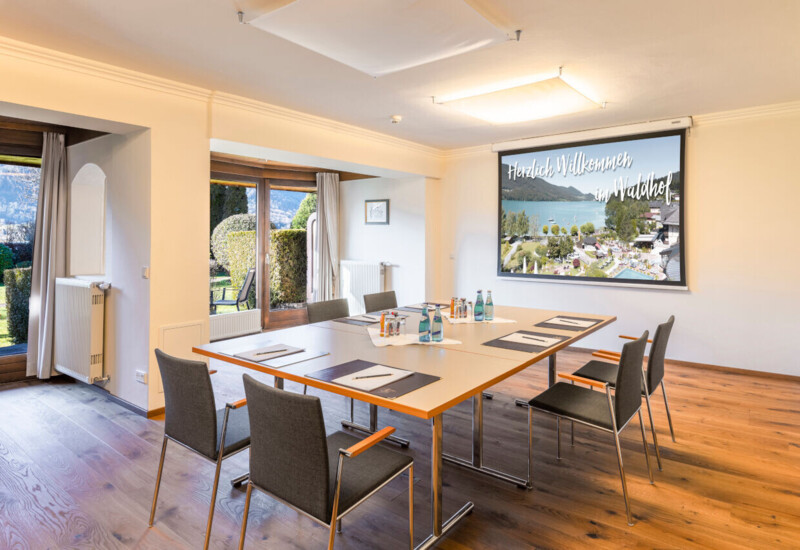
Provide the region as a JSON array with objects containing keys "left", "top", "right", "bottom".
[{"left": 0, "top": 349, "right": 798, "bottom": 549}]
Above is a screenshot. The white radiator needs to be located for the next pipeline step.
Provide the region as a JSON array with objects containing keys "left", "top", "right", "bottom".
[
  {"left": 340, "top": 260, "right": 384, "bottom": 315},
  {"left": 209, "top": 309, "right": 262, "bottom": 342},
  {"left": 54, "top": 278, "right": 107, "bottom": 384}
]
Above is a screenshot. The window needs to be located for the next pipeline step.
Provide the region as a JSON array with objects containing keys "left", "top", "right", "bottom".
[
  {"left": 209, "top": 181, "right": 257, "bottom": 315},
  {"left": 0, "top": 161, "right": 41, "bottom": 352}
]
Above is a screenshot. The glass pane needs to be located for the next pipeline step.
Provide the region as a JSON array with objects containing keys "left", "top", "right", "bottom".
[
  {"left": 270, "top": 190, "right": 315, "bottom": 311},
  {"left": 209, "top": 182, "right": 257, "bottom": 315},
  {"left": 0, "top": 163, "right": 41, "bottom": 351}
]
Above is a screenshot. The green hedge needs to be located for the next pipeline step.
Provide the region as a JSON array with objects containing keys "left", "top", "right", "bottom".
[
  {"left": 227, "top": 230, "right": 256, "bottom": 309},
  {"left": 4, "top": 267, "right": 31, "bottom": 344},
  {"left": 211, "top": 214, "right": 256, "bottom": 271},
  {"left": 0, "top": 244, "right": 14, "bottom": 273},
  {"left": 270, "top": 229, "right": 306, "bottom": 307}
]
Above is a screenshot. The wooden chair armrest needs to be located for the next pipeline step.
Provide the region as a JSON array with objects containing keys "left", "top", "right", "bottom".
[
  {"left": 208, "top": 369, "right": 218, "bottom": 375},
  {"left": 558, "top": 372, "right": 608, "bottom": 389},
  {"left": 226, "top": 398, "right": 247, "bottom": 409},
  {"left": 597, "top": 350, "right": 621, "bottom": 357},
  {"left": 341, "top": 427, "right": 396, "bottom": 458},
  {"left": 619, "top": 334, "right": 653, "bottom": 344},
  {"left": 592, "top": 351, "right": 620, "bottom": 363}
]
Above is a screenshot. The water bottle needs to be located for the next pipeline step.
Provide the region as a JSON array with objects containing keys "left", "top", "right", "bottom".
[
  {"left": 432, "top": 306, "right": 444, "bottom": 342},
  {"left": 474, "top": 290, "right": 485, "bottom": 321},
  {"left": 485, "top": 290, "right": 494, "bottom": 321},
  {"left": 419, "top": 307, "right": 431, "bottom": 342}
]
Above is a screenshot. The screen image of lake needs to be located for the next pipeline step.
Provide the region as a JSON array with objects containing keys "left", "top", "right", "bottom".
[{"left": 502, "top": 200, "right": 606, "bottom": 230}]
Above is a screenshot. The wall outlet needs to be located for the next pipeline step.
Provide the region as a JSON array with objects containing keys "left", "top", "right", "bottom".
[
  {"left": 142, "top": 266, "right": 150, "bottom": 279},
  {"left": 135, "top": 370, "right": 148, "bottom": 384}
]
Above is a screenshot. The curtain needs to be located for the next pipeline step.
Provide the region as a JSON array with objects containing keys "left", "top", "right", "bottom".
[
  {"left": 26, "top": 132, "right": 68, "bottom": 379},
  {"left": 316, "top": 172, "right": 339, "bottom": 301}
]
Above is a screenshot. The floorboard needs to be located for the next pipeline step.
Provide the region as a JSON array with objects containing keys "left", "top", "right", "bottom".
[{"left": 0, "top": 349, "right": 798, "bottom": 549}]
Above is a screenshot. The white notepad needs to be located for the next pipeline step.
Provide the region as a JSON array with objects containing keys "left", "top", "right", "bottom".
[
  {"left": 547, "top": 317, "right": 596, "bottom": 328},
  {"left": 233, "top": 344, "right": 304, "bottom": 363},
  {"left": 332, "top": 365, "right": 413, "bottom": 392},
  {"left": 405, "top": 303, "right": 435, "bottom": 310},
  {"left": 500, "top": 333, "right": 562, "bottom": 348},
  {"left": 348, "top": 314, "right": 381, "bottom": 323}
]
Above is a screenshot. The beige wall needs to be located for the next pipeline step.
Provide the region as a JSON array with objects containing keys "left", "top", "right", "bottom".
[
  {"left": 0, "top": 36, "right": 443, "bottom": 411},
  {"left": 339, "top": 177, "right": 429, "bottom": 309},
  {"left": 436, "top": 108, "right": 800, "bottom": 375}
]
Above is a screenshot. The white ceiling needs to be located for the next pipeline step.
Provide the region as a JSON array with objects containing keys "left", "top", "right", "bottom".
[{"left": 0, "top": 0, "right": 798, "bottom": 149}]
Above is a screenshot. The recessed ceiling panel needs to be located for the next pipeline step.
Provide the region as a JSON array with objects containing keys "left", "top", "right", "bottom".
[
  {"left": 248, "top": 0, "right": 508, "bottom": 77},
  {"left": 439, "top": 77, "right": 601, "bottom": 124}
]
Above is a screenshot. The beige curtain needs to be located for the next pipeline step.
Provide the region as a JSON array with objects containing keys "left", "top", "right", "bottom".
[
  {"left": 316, "top": 172, "right": 339, "bottom": 301},
  {"left": 26, "top": 132, "right": 68, "bottom": 379}
]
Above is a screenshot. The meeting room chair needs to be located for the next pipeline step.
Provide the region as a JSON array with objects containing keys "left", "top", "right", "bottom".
[
  {"left": 363, "top": 290, "right": 397, "bottom": 313},
  {"left": 525, "top": 332, "right": 654, "bottom": 526},
  {"left": 238, "top": 374, "right": 414, "bottom": 549},
  {"left": 149, "top": 350, "right": 251, "bottom": 550},
  {"left": 307, "top": 297, "right": 350, "bottom": 323},
  {"left": 573, "top": 315, "right": 676, "bottom": 470}
]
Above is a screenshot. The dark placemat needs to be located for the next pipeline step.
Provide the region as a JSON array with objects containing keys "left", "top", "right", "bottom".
[
  {"left": 535, "top": 316, "right": 602, "bottom": 332},
  {"left": 306, "top": 359, "right": 440, "bottom": 399},
  {"left": 483, "top": 330, "right": 569, "bottom": 353},
  {"left": 333, "top": 317, "right": 378, "bottom": 326}
]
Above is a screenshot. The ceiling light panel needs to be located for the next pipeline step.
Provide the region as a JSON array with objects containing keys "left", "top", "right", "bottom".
[
  {"left": 248, "top": 0, "right": 508, "bottom": 77},
  {"left": 437, "top": 76, "right": 601, "bottom": 124}
]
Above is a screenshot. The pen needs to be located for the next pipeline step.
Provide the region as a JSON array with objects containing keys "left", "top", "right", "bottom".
[
  {"left": 255, "top": 348, "right": 287, "bottom": 355},
  {"left": 354, "top": 373, "right": 392, "bottom": 380},
  {"left": 521, "top": 335, "right": 550, "bottom": 344},
  {"left": 556, "top": 318, "right": 582, "bottom": 325}
]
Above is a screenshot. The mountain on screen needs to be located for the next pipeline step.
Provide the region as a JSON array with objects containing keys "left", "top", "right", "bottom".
[{"left": 501, "top": 165, "right": 594, "bottom": 202}]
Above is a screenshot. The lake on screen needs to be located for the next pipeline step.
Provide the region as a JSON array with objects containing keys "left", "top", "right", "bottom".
[{"left": 502, "top": 200, "right": 607, "bottom": 230}]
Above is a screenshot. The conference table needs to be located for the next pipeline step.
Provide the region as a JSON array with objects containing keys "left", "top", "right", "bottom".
[{"left": 193, "top": 304, "right": 615, "bottom": 549}]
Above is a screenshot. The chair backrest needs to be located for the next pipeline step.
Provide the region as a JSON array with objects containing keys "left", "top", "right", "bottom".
[
  {"left": 243, "top": 374, "right": 331, "bottom": 522},
  {"left": 614, "top": 331, "right": 649, "bottom": 427},
  {"left": 155, "top": 349, "right": 218, "bottom": 459},
  {"left": 307, "top": 298, "right": 350, "bottom": 323},
  {"left": 236, "top": 268, "right": 256, "bottom": 303},
  {"left": 646, "top": 315, "right": 675, "bottom": 392},
  {"left": 363, "top": 290, "right": 397, "bottom": 313}
]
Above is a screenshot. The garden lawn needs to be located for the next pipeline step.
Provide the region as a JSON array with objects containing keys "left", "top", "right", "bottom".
[{"left": 0, "top": 283, "right": 12, "bottom": 347}]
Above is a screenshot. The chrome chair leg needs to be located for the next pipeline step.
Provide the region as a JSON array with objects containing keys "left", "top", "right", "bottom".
[
  {"left": 350, "top": 397, "right": 354, "bottom": 422},
  {"left": 303, "top": 385, "right": 308, "bottom": 395},
  {"left": 336, "top": 519, "right": 342, "bottom": 533},
  {"left": 612, "top": 429, "right": 634, "bottom": 526},
  {"left": 661, "top": 381, "right": 676, "bottom": 442},
  {"left": 643, "top": 390, "right": 663, "bottom": 470},
  {"left": 238, "top": 481, "right": 253, "bottom": 550},
  {"left": 408, "top": 464, "right": 414, "bottom": 550},
  {"left": 231, "top": 472, "right": 250, "bottom": 488},
  {"left": 638, "top": 409, "right": 654, "bottom": 484},
  {"left": 526, "top": 407, "right": 534, "bottom": 490},
  {"left": 556, "top": 417, "right": 561, "bottom": 459},
  {"left": 203, "top": 454, "right": 224, "bottom": 550},
  {"left": 148, "top": 436, "right": 168, "bottom": 526},
  {"left": 205, "top": 409, "right": 232, "bottom": 550}
]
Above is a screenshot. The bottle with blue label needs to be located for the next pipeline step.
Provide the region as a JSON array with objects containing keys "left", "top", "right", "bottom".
[
  {"left": 474, "top": 290, "right": 485, "bottom": 321},
  {"left": 432, "top": 306, "right": 444, "bottom": 342},
  {"left": 485, "top": 290, "right": 494, "bottom": 321},
  {"left": 419, "top": 306, "right": 431, "bottom": 342}
]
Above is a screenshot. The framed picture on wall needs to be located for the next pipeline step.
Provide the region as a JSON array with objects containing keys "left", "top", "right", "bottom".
[{"left": 365, "top": 199, "right": 390, "bottom": 225}]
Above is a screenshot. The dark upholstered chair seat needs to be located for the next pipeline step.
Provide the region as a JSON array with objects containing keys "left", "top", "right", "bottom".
[
  {"left": 574, "top": 360, "right": 647, "bottom": 394},
  {"left": 528, "top": 382, "right": 615, "bottom": 431},
  {"left": 213, "top": 406, "right": 251, "bottom": 460},
  {"left": 323, "top": 432, "right": 412, "bottom": 523}
]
